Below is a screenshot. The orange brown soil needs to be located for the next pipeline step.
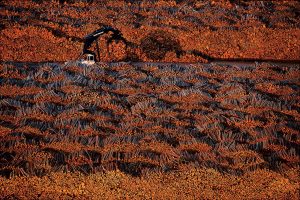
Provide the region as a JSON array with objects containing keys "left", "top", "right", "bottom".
[
  {"left": 0, "top": 62, "right": 299, "bottom": 198},
  {"left": 0, "top": 0, "right": 300, "bottom": 62},
  {"left": 0, "top": 168, "right": 299, "bottom": 199}
]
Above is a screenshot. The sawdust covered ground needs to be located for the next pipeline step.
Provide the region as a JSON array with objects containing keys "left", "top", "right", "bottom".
[
  {"left": 1, "top": 168, "right": 299, "bottom": 199},
  {"left": 0, "top": 0, "right": 299, "bottom": 62}
]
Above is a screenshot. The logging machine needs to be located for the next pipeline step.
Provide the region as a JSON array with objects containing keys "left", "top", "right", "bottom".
[{"left": 78, "top": 26, "right": 127, "bottom": 65}]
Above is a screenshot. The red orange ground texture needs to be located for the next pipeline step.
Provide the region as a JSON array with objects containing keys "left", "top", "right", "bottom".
[{"left": 0, "top": 0, "right": 299, "bottom": 199}]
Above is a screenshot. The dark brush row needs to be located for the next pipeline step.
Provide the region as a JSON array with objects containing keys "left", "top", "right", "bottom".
[{"left": 0, "top": 62, "right": 299, "bottom": 177}]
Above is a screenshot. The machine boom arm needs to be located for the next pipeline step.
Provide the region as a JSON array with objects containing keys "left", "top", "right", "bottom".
[{"left": 82, "top": 26, "right": 126, "bottom": 61}]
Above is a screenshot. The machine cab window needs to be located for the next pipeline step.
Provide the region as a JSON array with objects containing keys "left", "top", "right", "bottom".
[
  {"left": 80, "top": 54, "right": 95, "bottom": 65},
  {"left": 87, "top": 54, "right": 95, "bottom": 62}
]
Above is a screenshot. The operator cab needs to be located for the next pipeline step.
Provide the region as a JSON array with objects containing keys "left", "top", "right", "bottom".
[{"left": 80, "top": 54, "right": 95, "bottom": 65}]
